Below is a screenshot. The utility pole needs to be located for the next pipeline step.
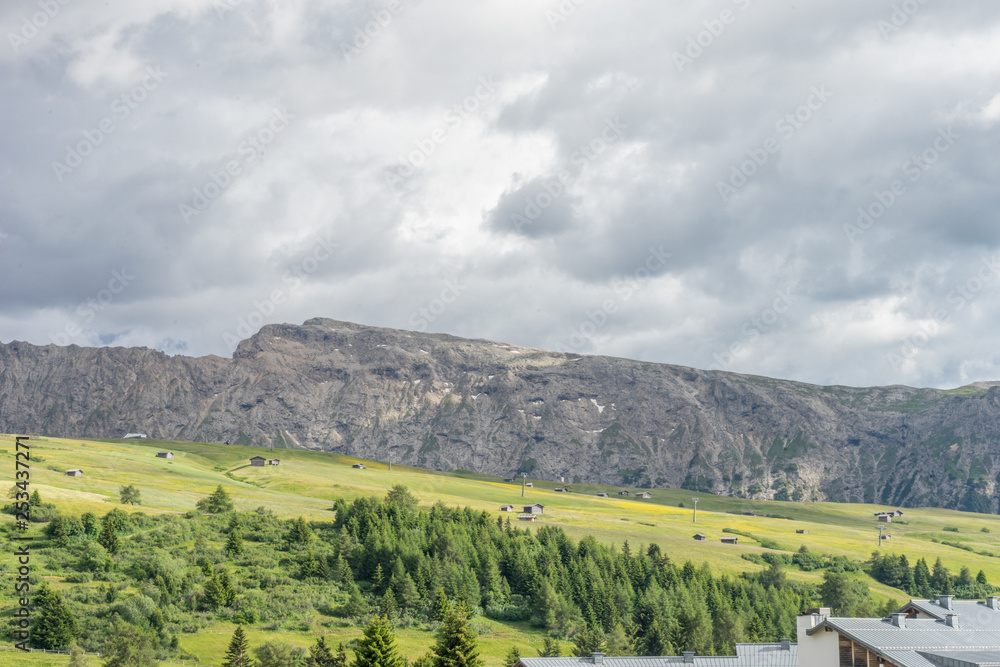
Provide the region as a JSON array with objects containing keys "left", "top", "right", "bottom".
[
  {"left": 521, "top": 472, "right": 527, "bottom": 498},
  {"left": 692, "top": 497, "right": 700, "bottom": 523},
  {"left": 878, "top": 524, "right": 885, "bottom": 547},
  {"left": 388, "top": 453, "right": 391, "bottom": 472}
]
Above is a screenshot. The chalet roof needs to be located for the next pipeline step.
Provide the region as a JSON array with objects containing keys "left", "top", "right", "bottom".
[
  {"left": 516, "top": 643, "right": 796, "bottom": 667},
  {"left": 807, "top": 598, "right": 1000, "bottom": 667},
  {"left": 249, "top": 455, "right": 266, "bottom": 460}
]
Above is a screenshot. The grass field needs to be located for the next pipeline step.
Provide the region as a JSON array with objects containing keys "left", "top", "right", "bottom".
[{"left": 3, "top": 432, "right": 1000, "bottom": 665}]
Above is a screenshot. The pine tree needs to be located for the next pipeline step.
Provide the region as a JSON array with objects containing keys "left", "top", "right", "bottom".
[
  {"left": 33, "top": 584, "right": 76, "bottom": 649},
  {"left": 30, "top": 489, "right": 43, "bottom": 506},
  {"left": 221, "top": 626, "right": 254, "bottom": 667},
  {"left": 504, "top": 647, "right": 522, "bottom": 667},
  {"left": 306, "top": 636, "right": 336, "bottom": 667},
  {"left": 98, "top": 518, "right": 120, "bottom": 555},
  {"left": 978, "top": 570, "right": 989, "bottom": 585},
  {"left": 431, "top": 602, "right": 484, "bottom": 667},
  {"left": 353, "top": 615, "right": 404, "bottom": 667}
]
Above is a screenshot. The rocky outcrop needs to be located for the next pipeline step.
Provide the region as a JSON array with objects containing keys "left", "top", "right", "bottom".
[{"left": 2, "top": 318, "right": 999, "bottom": 511}]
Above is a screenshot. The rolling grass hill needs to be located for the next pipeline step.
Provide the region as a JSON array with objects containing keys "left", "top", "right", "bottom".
[{"left": 3, "top": 433, "right": 1000, "bottom": 666}]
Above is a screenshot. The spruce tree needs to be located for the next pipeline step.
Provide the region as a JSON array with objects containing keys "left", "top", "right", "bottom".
[
  {"left": 431, "top": 602, "right": 484, "bottom": 667},
  {"left": 98, "top": 518, "right": 120, "bottom": 555},
  {"left": 221, "top": 626, "right": 254, "bottom": 667},
  {"left": 353, "top": 615, "right": 404, "bottom": 667},
  {"left": 197, "top": 485, "right": 234, "bottom": 514},
  {"left": 433, "top": 589, "right": 451, "bottom": 622},
  {"left": 380, "top": 587, "right": 398, "bottom": 619},
  {"left": 306, "top": 637, "right": 336, "bottom": 667},
  {"left": 978, "top": 570, "right": 989, "bottom": 585},
  {"left": 572, "top": 625, "right": 606, "bottom": 657},
  {"left": 334, "top": 642, "right": 349, "bottom": 667},
  {"left": 504, "top": 647, "right": 522, "bottom": 667},
  {"left": 219, "top": 569, "right": 237, "bottom": 606},
  {"left": 342, "top": 583, "right": 368, "bottom": 618},
  {"left": 33, "top": 584, "right": 76, "bottom": 649},
  {"left": 288, "top": 517, "right": 313, "bottom": 544},
  {"left": 932, "top": 558, "right": 951, "bottom": 594},
  {"left": 46, "top": 515, "right": 69, "bottom": 547},
  {"left": 913, "top": 558, "right": 933, "bottom": 598},
  {"left": 537, "top": 637, "right": 561, "bottom": 658},
  {"left": 225, "top": 529, "right": 244, "bottom": 557}
]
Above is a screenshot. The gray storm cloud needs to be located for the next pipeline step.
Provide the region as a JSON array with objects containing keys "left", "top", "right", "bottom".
[{"left": 2, "top": 0, "right": 1000, "bottom": 389}]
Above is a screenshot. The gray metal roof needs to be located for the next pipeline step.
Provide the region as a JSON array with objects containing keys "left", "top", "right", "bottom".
[
  {"left": 516, "top": 644, "right": 796, "bottom": 667},
  {"left": 901, "top": 600, "right": 1000, "bottom": 628},
  {"left": 919, "top": 651, "right": 1000, "bottom": 667},
  {"left": 810, "top": 601, "right": 1000, "bottom": 667}
]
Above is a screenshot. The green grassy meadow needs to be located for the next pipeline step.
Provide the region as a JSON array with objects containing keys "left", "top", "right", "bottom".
[{"left": 3, "top": 433, "right": 1000, "bottom": 665}]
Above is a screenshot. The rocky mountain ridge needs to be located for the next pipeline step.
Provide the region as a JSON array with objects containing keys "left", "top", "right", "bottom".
[{"left": 2, "top": 317, "right": 999, "bottom": 511}]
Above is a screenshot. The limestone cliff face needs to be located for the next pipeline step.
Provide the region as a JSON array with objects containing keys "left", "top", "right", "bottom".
[{"left": 2, "top": 317, "right": 1000, "bottom": 511}]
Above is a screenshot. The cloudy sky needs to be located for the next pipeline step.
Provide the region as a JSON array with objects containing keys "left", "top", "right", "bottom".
[{"left": 2, "top": 0, "right": 999, "bottom": 390}]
